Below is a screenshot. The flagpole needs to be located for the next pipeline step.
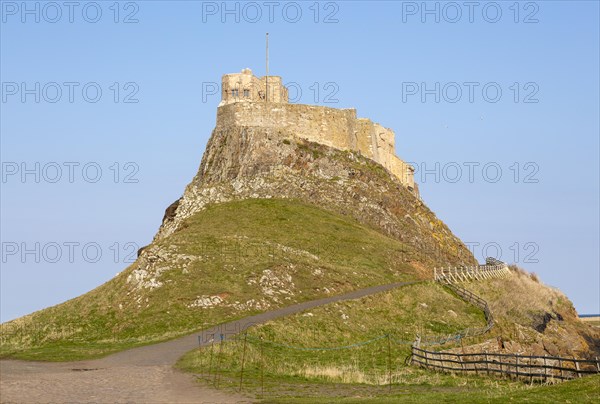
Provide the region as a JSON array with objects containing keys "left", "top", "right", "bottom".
[{"left": 265, "top": 32, "right": 269, "bottom": 102}]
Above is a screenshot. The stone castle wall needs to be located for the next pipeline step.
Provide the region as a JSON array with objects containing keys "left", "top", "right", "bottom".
[
  {"left": 216, "top": 101, "right": 416, "bottom": 191},
  {"left": 221, "top": 68, "right": 288, "bottom": 105}
]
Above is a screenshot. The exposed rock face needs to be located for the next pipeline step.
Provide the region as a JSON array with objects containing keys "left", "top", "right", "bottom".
[
  {"left": 447, "top": 314, "right": 600, "bottom": 360},
  {"left": 215, "top": 101, "right": 417, "bottom": 190},
  {"left": 446, "top": 270, "right": 600, "bottom": 360},
  {"left": 162, "top": 198, "right": 181, "bottom": 224},
  {"left": 152, "top": 117, "right": 476, "bottom": 269}
]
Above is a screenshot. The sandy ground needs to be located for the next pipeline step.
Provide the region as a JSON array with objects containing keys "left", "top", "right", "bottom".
[
  {"left": 1, "top": 281, "right": 415, "bottom": 403},
  {"left": 1, "top": 361, "right": 249, "bottom": 403}
]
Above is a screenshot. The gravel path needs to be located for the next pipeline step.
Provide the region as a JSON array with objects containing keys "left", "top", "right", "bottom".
[{"left": 1, "top": 281, "right": 416, "bottom": 403}]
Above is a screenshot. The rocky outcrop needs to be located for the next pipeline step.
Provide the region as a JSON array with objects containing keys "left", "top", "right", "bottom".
[{"left": 153, "top": 122, "right": 476, "bottom": 269}]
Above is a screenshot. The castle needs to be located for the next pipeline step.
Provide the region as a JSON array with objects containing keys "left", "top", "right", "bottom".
[{"left": 217, "top": 69, "right": 417, "bottom": 195}]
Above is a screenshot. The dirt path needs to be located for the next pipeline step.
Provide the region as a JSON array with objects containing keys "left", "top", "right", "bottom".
[{"left": 1, "top": 281, "right": 416, "bottom": 403}]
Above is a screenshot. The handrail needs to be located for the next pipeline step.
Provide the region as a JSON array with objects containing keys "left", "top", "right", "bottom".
[{"left": 411, "top": 345, "right": 600, "bottom": 381}]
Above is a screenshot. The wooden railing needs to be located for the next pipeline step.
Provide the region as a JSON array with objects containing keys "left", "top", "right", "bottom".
[
  {"left": 434, "top": 262, "right": 511, "bottom": 283},
  {"left": 418, "top": 282, "right": 494, "bottom": 345},
  {"left": 411, "top": 346, "right": 600, "bottom": 381},
  {"left": 418, "top": 261, "right": 600, "bottom": 383}
]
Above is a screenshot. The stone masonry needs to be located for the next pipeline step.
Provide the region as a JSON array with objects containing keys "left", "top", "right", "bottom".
[{"left": 217, "top": 69, "right": 417, "bottom": 194}]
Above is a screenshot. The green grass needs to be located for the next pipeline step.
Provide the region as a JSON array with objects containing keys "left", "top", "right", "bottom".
[
  {"left": 1, "top": 198, "right": 423, "bottom": 361},
  {"left": 179, "top": 338, "right": 598, "bottom": 403},
  {"left": 177, "top": 282, "right": 490, "bottom": 393},
  {"left": 260, "top": 374, "right": 600, "bottom": 403},
  {"left": 177, "top": 275, "right": 599, "bottom": 402}
]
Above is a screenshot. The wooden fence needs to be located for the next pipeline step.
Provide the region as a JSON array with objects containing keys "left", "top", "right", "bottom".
[
  {"left": 421, "top": 259, "right": 600, "bottom": 383},
  {"left": 411, "top": 346, "right": 600, "bottom": 382},
  {"left": 419, "top": 282, "right": 494, "bottom": 344},
  {"left": 446, "top": 282, "right": 493, "bottom": 331},
  {"left": 434, "top": 263, "right": 511, "bottom": 283}
]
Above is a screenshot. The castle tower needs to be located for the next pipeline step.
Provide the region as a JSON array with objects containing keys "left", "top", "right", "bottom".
[
  {"left": 220, "top": 68, "right": 289, "bottom": 106},
  {"left": 216, "top": 68, "right": 416, "bottom": 196}
]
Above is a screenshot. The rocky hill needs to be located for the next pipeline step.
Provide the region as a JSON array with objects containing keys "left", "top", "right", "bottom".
[
  {"left": 2, "top": 99, "right": 596, "bottom": 366},
  {"left": 155, "top": 119, "right": 475, "bottom": 265},
  {"left": 0, "top": 100, "right": 479, "bottom": 360}
]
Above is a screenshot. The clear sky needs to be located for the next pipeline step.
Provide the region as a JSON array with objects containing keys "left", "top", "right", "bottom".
[{"left": 1, "top": 0, "right": 598, "bottom": 321}]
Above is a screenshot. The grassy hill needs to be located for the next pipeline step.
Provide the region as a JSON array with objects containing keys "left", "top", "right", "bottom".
[
  {"left": 0, "top": 126, "right": 478, "bottom": 361},
  {"left": 0, "top": 198, "right": 426, "bottom": 361},
  {"left": 177, "top": 282, "right": 487, "bottom": 384},
  {"left": 1, "top": 133, "right": 597, "bottom": 402},
  {"left": 175, "top": 273, "right": 600, "bottom": 402}
]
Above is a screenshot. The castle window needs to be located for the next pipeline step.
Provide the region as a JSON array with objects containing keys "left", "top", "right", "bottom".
[
  {"left": 231, "top": 89, "right": 239, "bottom": 98},
  {"left": 243, "top": 89, "right": 250, "bottom": 98}
]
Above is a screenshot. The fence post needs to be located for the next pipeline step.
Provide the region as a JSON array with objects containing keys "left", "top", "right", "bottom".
[
  {"left": 543, "top": 355, "right": 547, "bottom": 382},
  {"left": 559, "top": 357, "right": 563, "bottom": 379},
  {"left": 239, "top": 331, "right": 248, "bottom": 392},
  {"left": 387, "top": 334, "right": 392, "bottom": 393},
  {"left": 574, "top": 357, "right": 582, "bottom": 378},
  {"left": 596, "top": 357, "right": 600, "bottom": 374},
  {"left": 214, "top": 333, "right": 224, "bottom": 388},
  {"left": 208, "top": 333, "right": 215, "bottom": 380},
  {"left": 498, "top": 353, "right": 503, "bottom": 378},
  {"left": 529, "top": 356, "right": 533, "bottom": 384},
  {"left": 197, "top": 335, "right": 203, "bottom": 375},
  {"left": 484, "top": 352, "right": 489, "bottom": 376},
  {"left": 515, "top": 354, "right": 519, "bottom": 380},
  {"left": 260, "top": 336, "right": 265, "bottom": 397}
]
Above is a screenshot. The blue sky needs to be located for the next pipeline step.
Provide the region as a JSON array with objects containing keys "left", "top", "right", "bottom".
[{"left": 1, "top": 0, "right": 598, "bottom": 321}]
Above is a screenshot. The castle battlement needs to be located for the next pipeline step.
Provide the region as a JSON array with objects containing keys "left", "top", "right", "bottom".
[
  {"left": 220, "top": 68, "right": 288, "bottom": 105},
  {"left": 217, "top": 69, "right": 416, "bottom": 193}
]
